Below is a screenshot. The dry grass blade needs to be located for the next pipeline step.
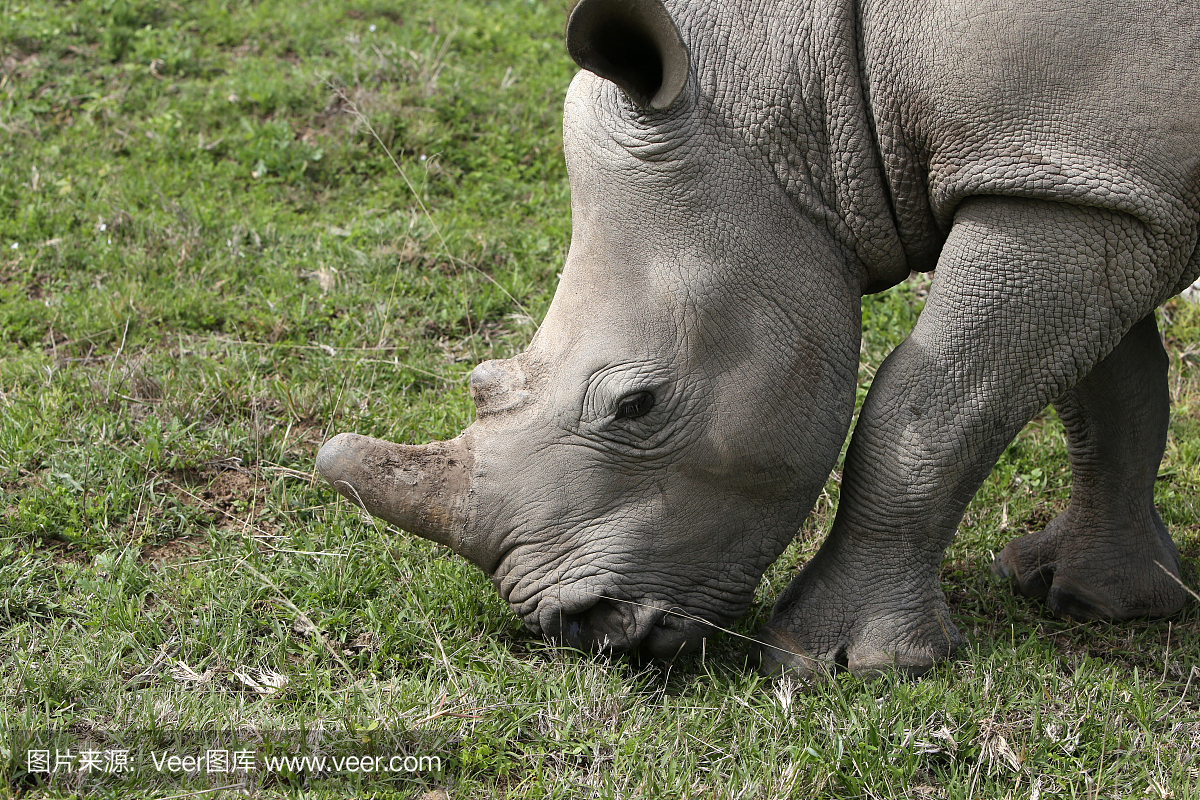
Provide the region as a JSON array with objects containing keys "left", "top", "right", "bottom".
[
  {"left": 334, "top": 479, "right": 377, "bottom": 527},
  {"left": 170, "top": 660, "right": 213, "bottom": 684},
  {"left": 261, "top": 464, "right": 316, "bottom": 481},
  {"left": 1155, "top": 560, "right": 1200, "bottom": 603},
  {"left": 230, "top": 667, "right": 289, "bottom": 696},
  {"left": 123, "top": 637, "right": 181, "bottom": 689}
]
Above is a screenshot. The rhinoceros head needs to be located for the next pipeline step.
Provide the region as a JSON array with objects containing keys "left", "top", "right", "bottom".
[{"left": 317, "top": 0, "right": 870, "bottom": 658}]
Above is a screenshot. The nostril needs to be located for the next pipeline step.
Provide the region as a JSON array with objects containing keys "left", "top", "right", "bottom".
[
  {"left": 561, "top": 612, "right": 584, "bottom": 647},
  {"left": 544, "top": 607, "right": 591, "bottom": 650}
]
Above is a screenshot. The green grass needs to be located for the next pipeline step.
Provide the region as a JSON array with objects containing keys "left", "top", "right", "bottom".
[{"left": 2, "top": 1, "right": 1199, "bottom": 797}]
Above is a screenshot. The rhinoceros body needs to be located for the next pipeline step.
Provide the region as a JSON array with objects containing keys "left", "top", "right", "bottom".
[{"left": 318, "top": 0, "right": 1200, "bottom": 675}]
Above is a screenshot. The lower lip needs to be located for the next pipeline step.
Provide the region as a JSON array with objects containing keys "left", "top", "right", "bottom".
[{"left": 639, "top": 623, "right": 700, "bottom": 660}]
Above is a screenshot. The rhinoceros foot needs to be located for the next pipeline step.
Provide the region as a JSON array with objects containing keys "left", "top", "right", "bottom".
[
  {"left": 993, "top": 508, "right": 1187, "bottom": 621},
  {"left": 754, "top": 553, "right": 963, "bottom": 680}
]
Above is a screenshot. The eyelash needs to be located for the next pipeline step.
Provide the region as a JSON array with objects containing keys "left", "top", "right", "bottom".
[{"left": 615, "top": 391, "right": 655, "bottom": 420}]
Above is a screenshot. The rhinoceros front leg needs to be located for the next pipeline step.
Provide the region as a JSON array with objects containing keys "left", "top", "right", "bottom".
[
  {"left": 757, "top": 196, "right": 1181, "bottom": 678},
  {"left": 993, "top": 313, "right": 1186, "bottom": 620}
]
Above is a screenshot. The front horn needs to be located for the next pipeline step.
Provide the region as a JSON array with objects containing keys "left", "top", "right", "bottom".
[{"left": 316, "top": 432, "right": 482, "bottom": 566}]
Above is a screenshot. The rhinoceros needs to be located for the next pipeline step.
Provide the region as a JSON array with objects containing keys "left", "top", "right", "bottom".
[{"left": 317, "top": 0, "right": 1199, "bottom": 676}]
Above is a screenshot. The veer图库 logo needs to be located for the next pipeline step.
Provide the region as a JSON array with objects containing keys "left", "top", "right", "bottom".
[{"left": 147, "top": 748, "right": 257, "bottom": 773}]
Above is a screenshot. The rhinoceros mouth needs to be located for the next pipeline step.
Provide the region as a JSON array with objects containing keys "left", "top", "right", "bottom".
[
  {"left": 535, "top": 591, "right": 661, "bottom": 652},
  {"left": 639, "top": 614, "right": 715, "bottom": 659},
  {"left": 491, "top": 547, "right": 737, "bottom": 658},
  {"left": 529, "top": 589, "right": 719, "bottom": 659}
]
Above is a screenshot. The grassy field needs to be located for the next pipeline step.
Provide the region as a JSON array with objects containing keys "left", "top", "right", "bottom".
[{"left": 2, "top": 1, "right": 1199, "bottom": 797}]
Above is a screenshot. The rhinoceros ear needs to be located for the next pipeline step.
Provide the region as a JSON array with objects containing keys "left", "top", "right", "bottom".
[{"left": 566, "top": 0, "right": 689, "bottom": 110}]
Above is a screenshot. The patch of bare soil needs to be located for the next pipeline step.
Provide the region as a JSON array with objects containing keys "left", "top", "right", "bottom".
[
  {"left": 162, "top": 463, "right": 277, "bottom": 538},
  {"left": 38, "top": 537, "right": 92, "bottom": 567},
  {"left": 1, "top": 52, "right": 41, "bottom": 80},
  {"left": 18, "top": 272, "right": 50, "bottom": 300},
  {"left": 3, "top": 468, "right": 40, "bottom": 495},
  {"left": 206, "top": 469, "right": 256, "bottom": 505},
  {"left": 196, "top": 469, "right": 268, "bottom": 530},
  {"left": 140, "top": 534, "right": 206, "bottom": 565}
]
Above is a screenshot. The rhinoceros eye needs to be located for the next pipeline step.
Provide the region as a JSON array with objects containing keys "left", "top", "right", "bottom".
[{"left": 615, "top": 390, "right": 655, "bottom": 420}]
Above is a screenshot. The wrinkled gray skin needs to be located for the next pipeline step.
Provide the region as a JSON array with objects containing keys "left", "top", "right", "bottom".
[{"left": 318, "top": 0, "right": 1200, "bottom": 675}]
